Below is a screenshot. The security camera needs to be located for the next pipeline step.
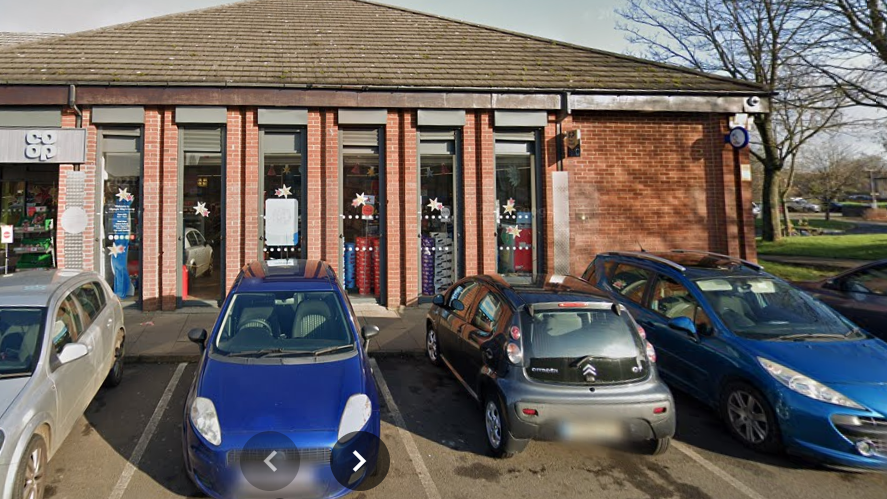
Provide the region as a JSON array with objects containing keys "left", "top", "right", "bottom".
[{"left": 746, "top": 96, "right": 761, "bottom": 107}]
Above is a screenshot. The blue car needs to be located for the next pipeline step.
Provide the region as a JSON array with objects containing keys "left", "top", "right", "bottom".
[
  {"left": 582, "top": 250, "right": 887, "bottom": 471},
  {"left": 182, "top": 260, "right": 381, "bottom": 498}
]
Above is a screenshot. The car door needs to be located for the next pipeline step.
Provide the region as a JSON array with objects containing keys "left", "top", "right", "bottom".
[
  {"left": 640, "top": 273, "right": 718, "bottom": 400},
  {"left": 46, "top": 292, "right": 95, "bottom": 440},
  {"left": 73, "top": 280, "right": 114, "bottom": 379},
  {"left": 459, "top": 288, "right": 507, "bottom": 390},
  {"left": 823, "top": 264, "right": 887, "bottom": 339},
  {"left": 438, "top": 281, "right": 481, "bottom": 365}
]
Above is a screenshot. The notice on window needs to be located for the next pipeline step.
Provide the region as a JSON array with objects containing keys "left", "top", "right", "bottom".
[{"left": 265, "top": 198, "right": 299, "bottom": 247}]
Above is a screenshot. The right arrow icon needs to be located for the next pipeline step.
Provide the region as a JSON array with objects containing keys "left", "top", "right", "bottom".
[{"left": 352, "top": 450, "right": 366, "bottom": 472}]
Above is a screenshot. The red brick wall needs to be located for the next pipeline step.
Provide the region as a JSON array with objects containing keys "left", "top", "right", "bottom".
[
  {"left": 243, "top": 109, "right": 260, "bottom": 264},
  {"left": 385, "top": 111, "right": 402, "bottom": 307},
  {"left": 160, "top": 109, "right": 178, "bottom": 311},
  {"left": 306, "top": 110, "right": 323, "bottom": 260},
  {"left": 462, "top": 112, "right": 480, "bottom": 276},
  {"left": 401, "top": 111, "right": 419, "bottom": 306},
  {"left": 142, "top": 108, "right": 162, "bottom": 310},
  {"left": 226, "top": 109, "right": 245, "bottom": 292},
  {"left": 57, "top": 109, "right": 97, "bottom": 271},
  {"left": 320, "top": 110, "right": 339, "bottom": 270}
]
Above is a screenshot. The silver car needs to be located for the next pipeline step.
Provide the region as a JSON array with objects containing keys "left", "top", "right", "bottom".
[{"left": 0, "top": 270, "right": 125, "bottom": 499}]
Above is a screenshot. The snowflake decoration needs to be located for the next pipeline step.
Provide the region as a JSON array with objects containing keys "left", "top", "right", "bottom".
[
  {"left": 426, "top": 198, "right": 443, "bottom": 212},
  {"left": 193, "top": 201, "right": 210, "bottom": 217},
  {"left": 502, "top": 198, "right": 517, "bottom": 215},
  {"left": 115, "top": 187, "right": 134, "bottom": 203},
  {"left": 275, "top": 185, "right": 292, "bottom": 198},
  {"left": 352, "top": 192, "right": 368, "bottom": 208}
]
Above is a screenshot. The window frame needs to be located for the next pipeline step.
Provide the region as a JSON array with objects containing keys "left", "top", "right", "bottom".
[
  {"left": 73, "top": 282, "right": 106, "bottom": 324},
  {"left": 53, "top": 294, "right": 84, "bottom": 355}
]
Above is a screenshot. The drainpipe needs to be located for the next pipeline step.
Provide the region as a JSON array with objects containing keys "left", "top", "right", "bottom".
[
  {"left": 555, "top": 92, "right": 572, "bottom": 172},
  {"left": 68, "top": 84, "right": 82, "bottom": 127}
]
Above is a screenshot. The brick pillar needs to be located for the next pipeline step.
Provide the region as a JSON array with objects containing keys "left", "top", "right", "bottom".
[
  {"left": 385, "top": 111, "right": 403, "bottom": 308},
  {"left": 477, "top": 111, "right": 497, "bottom": 274},
  {"left": 160, "top": 109, "right": 178, "bottom": 311},
  {"left": 402, "top": 111, "right": 419, "bottom": 306},
  {"left": 56, "top": 110, "right": 97, "bottom": 271},
  {"left": 737, "top": 144, "right": 757, "bottom": 261},
  {"left": 55, "top": 112, "right": 76, "bottom": 269},
  {"left": 462, "top": 111, "right": 480, "bottom": 276},
  {"left": 306, "top": 110, "right": 323, "bottom": 260},
  {"left": 321, "top": 110, "right": 340, "bottom": 271},
  {"left": 226, "top": 109, "right": 245, "bottom": 292},
  {"left": 244, "top": 109, "right": 260, "bottom": 264},
  {"left": 142, "top": 108, "right": 162, "bottom": 311},
  {"left": 719, "top": 116, "right": 741, "bottom": 257}
]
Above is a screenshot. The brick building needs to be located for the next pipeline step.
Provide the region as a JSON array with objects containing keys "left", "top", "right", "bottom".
[{"left": 0, "top": 0, "right": 767, "bottom": 311}]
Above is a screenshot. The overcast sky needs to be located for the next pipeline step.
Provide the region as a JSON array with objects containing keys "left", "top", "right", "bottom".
[{"left": 0, "top": 0, "right": 631, "bottom": 52}]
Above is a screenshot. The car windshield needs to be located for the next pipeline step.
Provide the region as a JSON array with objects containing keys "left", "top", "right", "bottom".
[
  {"left": 695, "top": 277, "right": 861, "bottom": 340},
  {"left": 213, "top": 291, "right": 355, "bottom": 357},
  {"left": 0, "top": 308, "right": 46, "bottom": 376}
]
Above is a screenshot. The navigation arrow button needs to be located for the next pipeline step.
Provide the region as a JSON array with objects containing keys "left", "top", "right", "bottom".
[
  {"left": 352, "top": 450, "right": 366, "bottom": 472},
  {"left": 264, "top": 450, "right": 278, "bottom": 472}
]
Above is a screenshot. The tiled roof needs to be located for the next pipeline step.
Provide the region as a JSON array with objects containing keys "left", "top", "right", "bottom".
[
  {"left": 0, "top": 0, "right": 763, "bottom": 93},
  {"left": 0, "top": 32, "right": 61, "bottom": 49}
]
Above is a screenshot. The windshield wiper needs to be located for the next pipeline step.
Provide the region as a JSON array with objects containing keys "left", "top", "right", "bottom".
[
  {"left": 313, "top": 344, "right": 355, "bottom": 357},
  {"left": 226, "top": 348, "right": 310, "bottom": 358},
  {"left": 773, "top": 333, "right": 846, "bottom": 341}
]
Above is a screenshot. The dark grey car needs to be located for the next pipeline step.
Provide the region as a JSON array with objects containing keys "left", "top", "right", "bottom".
[{"left": 426, "top": 274, "right": 676, "bottom": 458}]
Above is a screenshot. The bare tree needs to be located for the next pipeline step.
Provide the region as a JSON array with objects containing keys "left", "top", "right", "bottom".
[
  {"left": 794, "top": 141, "right": 861, "bottom": 220},
  {"left": 618, "top": 0, "right": 848, "bottom": 242}
]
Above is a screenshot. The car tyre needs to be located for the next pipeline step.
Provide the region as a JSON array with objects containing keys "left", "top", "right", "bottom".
[
  {"left": 426, "top": 326, "right": 442, "bottom": 367},
  {"left": 483, "top": 394, "right": 520, "bottom": 458},
  {"left": 104, "top": 337, "right": 125, "bottom": 388},
  {"left": 720, "top": 382, "right": 782, "bottom": 454},
  {"left": 639, "top": 436, "right": 671, "bottom": 456},
  {"left": 12, "top": 434, "right": 47, "bottom": 499}
]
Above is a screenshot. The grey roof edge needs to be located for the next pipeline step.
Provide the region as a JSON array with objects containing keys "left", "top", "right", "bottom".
[
  {"left": 361, "top": 0, "right": 768, "bottom": 94},
  {"left": 0, "top": 79, "right": 766, "bottom": 96}
]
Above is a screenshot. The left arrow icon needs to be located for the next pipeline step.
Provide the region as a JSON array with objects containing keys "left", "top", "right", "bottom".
[
  {"left": 352, "top": 450, "right": 366, "bottom": 472},
  {"left": 264, "top": 450, "right": 278, "bottom": 472}
]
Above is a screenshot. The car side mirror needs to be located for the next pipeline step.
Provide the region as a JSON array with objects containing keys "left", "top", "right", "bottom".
[
  {"left": 668, "top": 317, "right": 699, "bottom": 341},
  {"left": 361, "top": 325, "right": 380, "bottom": 341},
  {"left": 57, "top": 343, "right": 89, "bottom": 365},
  {"left": 188, "top": 328, "right": 208, "bottom": 351},
  {"left": 432, "top": 294, "right": 445, "bottom": 306},
  {"left": 452, "top": 299, "right": 465, "bottom": 312}
]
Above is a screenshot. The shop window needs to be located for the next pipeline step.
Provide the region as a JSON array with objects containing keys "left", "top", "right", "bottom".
[
  {"left": 495, "top": 131, "right": 539, "bottom": 277},
  {"left": 419, "top": 129, "right": 460, "bottom": 297},
  {"left": 0, "top": 164, "right": 58, "bottom": 271},
  {"left": 261, "top": 129, "right": 306, "bottom": 260},
  {"left": 340, "top": 129, "right": 383, "bottom": 297},
  {"left": 100, "top": 127, "right": 141, "bottom": 301},
  {"left": 182, "top": 128, "right": 223, "bottom": 304}
]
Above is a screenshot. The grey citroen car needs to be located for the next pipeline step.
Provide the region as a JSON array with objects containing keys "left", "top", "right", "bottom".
[
  {"left": 426, "top": 274, "right": 675, "bottom": 457},
  {"left": 0, "top": 269, "right": 125, "bottom": 499}
]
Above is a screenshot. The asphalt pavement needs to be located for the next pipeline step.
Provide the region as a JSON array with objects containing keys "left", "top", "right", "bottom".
[{"left": 43, "top": 359, "right": 887, "bottom": 499}]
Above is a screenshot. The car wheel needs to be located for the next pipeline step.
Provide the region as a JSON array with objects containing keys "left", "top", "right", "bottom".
[
  {"left": 484, "top": 395, "right": 518, "bottom": 458},
  {"left": 13, "top": 434, "right": 47, "bottom": 499},
  {"left": 426, "top": 326, "right": 442, "bottom": 366},
  {"left": 637, "top": 436, "right": 671, "bottom": 456},
  {"left": 206, "top": 262, "right": 214, "bottom": 276},
  {"left": 104, "top": 336, "right": 125, "bottom": 388},
  {"left": 720, "top": 382, "right": 782, "bottom": 454}
]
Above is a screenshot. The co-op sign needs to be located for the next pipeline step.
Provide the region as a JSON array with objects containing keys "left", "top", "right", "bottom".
[{"left": 0, "top": 128, "right": 87, "bottom": 164}]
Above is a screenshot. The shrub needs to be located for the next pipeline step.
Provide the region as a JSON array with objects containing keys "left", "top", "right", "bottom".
[{"left": 862, "top": 208, "right": 887, "bottom": 221}]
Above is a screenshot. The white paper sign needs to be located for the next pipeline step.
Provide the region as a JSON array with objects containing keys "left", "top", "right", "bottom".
[
  {"left": 265, "top": 198, "right": 299, "bottom": 247},
  {"left": 0, "top": 225, "right": 12, "bottom": 244}
]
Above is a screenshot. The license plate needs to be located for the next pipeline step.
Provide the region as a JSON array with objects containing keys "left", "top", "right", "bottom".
[{"left": 559, "top": 421, "right": 623, "bottom": 441}]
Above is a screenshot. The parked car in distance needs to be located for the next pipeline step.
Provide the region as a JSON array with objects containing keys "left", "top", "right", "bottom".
[
  {"left": 827, "top": 201, "right": 843, "bottom": 214},
  {"left": 426, "top": 274, "right": 675, "bottom": 458},
  {"left": 581, "top": 250, "right": 887, "bottom": 471},
  {"left": 0, "top": 269, "right": 125, "bottom": 499},
  {"left": 795, "top": 259, "right": 887, "bottom": 341},
  {"left": 184, "top": 227, "right": 213, "bottom": 277},
  {"left": 183, "top": 260, "right": 381, "bottom": 499},
  {"left": 785, "top": 197, "right": 821, "bottom": 213},
  {"left": 751, "top": 202, "right": 761, "bottom": 218}
]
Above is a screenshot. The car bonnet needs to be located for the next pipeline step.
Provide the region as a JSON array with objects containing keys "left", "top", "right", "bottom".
[{"left": 749, "top": 337, "right": 887, "bottom": 385}]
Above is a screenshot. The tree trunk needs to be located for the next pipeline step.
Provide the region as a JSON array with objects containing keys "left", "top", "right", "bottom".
[{"left": 756, "top": 115, "right": 783, "bottom": 242}]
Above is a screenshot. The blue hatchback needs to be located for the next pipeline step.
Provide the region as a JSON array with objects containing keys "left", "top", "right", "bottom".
[
  {"left": 582, "top": 250, "right": 887, "bottom": 471},
  {"left": 182, "top": 260, "right": 380, "bottom": 498}
]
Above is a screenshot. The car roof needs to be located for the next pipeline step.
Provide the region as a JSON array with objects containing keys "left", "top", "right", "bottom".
[
  {"left": 232, "top": 259, "right": 339, "bottom": 293},
  {"left": 0, "top": 269, "right": 93, "bottom": 307},
  {"left": 476, "top": 274, "right": 613, "bottom": 308},
  {"left": 598, "top": 250, "right": 766, "bottom": 279}
]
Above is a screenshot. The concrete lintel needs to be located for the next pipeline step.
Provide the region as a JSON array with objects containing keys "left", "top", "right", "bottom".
[{"left": 569, "top": 94, "right": 770, "bottom": 114}]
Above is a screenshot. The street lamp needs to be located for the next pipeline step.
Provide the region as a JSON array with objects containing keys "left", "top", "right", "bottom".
[{"left": 864, "top": 168, "right": 879, "bottom": 210}]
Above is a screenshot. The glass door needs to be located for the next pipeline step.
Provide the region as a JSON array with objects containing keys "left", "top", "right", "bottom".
[
  {"left": 495, "top": 131, "right": 539, "bottom": 277},
  {"left": 180, "top": 128, "right": 224, "bottom": 306},
  {"left": 418, "top": 129, "right": 459, "bottom": 297},
  {"left": 261, "top": 129, "right": 306, "bottom": 260}
]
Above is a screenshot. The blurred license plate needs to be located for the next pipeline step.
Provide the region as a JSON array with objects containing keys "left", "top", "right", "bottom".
[{"left": 559, "top": 421, "right": 623, "bottom": 441}]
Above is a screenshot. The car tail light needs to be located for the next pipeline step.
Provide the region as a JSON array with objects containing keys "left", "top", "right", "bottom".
[
  {"left": 637, "top": 326, "right": 646, "bottom": 339},
  {"left": 522, "top": 408, "right": 538, "bottom": 416},
  {"left": 506, "top": 342, "right": 523, "bottom": 364},
  {"left": 654, "top": 407, "right": 667, "bottom": 414},
  {"left": 558, "top": 302, "right": 588, "bottom": 308},
  {"left": 645, "top": 341, "right": 656, "bottom": 363},
  {"left": 509, "top": 326, "right": 521, "bottom": 340}
]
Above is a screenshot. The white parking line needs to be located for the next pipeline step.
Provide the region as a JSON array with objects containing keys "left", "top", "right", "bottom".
[
  {"left": 108, "top": 362, "right": 187, "bottom": 499},
  {"left": 370, "top": 358, "right": 442, "bottom": 499},
  {"left": 672, "top": 441, "right": 767, "bottom": 499}
]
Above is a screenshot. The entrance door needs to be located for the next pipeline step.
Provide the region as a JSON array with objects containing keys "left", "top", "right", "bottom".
[
  {"left": 495, "top": 131, "right": 541, "bottom": 278},
  {"left": 418, "top": 129, "right": 461, "bottom": 298},
  {"left": 340, "top": 129, "right": 384, "bottom": 302},
  {"left": 179, "top": 128, "right": 224, "bottom": 306},
  {"left": 260, "top": 129, "right": 306, "bottom": 260}
]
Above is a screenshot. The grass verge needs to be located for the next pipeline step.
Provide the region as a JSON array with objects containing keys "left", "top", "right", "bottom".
[
  {"left": 757, "top": 234, "right": 887, "bottom": 261},
  {"left": 758, "top": 261, "right": 834, "bottom": 282}
]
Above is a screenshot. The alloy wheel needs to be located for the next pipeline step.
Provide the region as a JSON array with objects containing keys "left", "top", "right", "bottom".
[
  {"left": 23, "top": 445, "right": 44, "bottom": 499},
  {"left": 426, "top": 328, "right": 438, "bottom": 362},
  {"left": 727, "top": 390, "right": 769, "bottom": 444},
  {"left": 485, "top": 400, "right": 502, "bottom": 449}
]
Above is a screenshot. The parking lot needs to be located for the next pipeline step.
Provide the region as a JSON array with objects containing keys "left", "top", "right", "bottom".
[{"left": 45, "top": 358, "right": 887, "bottom": 499}]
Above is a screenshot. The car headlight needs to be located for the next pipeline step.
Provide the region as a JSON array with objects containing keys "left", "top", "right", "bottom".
[
  {"left": 338, "top": 394, "right": 372, "bottom": 441},
  {"left": 190, "top": 397, "right": 222, "bottom": 445},
  {"left": 758, "top": 358, "right": 865, "bottom": 410}
]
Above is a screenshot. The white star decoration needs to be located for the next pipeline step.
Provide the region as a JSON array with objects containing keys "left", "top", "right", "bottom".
[
  {"left": 193, "top": 202, "right": 210, "bottom": 217},
  {"left": 107, "top": 244, "right": 125, "bottom": 257},
  {"left": 352, "top": 192, "right": 368, "bottom": 208},
  {"left": 427, "top": 198, "right": 443, "bottom": 212},
  {"left": 505, "top": 225, "right": 522, "bottom": 238},
  {"left": 116, "top": 188, "right": 134, "bottom": 203},
  {"left": 503, "top": 198, "right": 517, "bottom": 215},
  {"left": 275, "top": 185, "right": 293, "bottom": 198}
]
